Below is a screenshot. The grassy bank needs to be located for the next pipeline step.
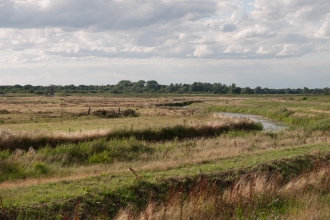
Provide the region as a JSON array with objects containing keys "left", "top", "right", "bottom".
[{"left": 1, "top": 147, "right": 330, "bottom": 219}]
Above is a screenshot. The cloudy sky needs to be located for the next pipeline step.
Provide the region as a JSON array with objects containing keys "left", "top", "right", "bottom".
[{"left": 0, "top": 0, "right": 330, "bottom": 88}]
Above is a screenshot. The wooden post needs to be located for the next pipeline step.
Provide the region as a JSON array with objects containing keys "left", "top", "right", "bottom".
[{"left": 49, "top": 85, "right": 54, "bottom": 96}]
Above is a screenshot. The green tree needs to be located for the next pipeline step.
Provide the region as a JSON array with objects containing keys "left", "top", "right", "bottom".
[
  {"left": 254, "top": 86, "right": 262, "bottom": 94},
  {"left": 146, "top": 80, "right": 159, "bottom": 91}
]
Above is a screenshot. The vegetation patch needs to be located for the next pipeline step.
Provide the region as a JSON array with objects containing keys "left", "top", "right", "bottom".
[
  {"left": 0, "top": 109, "right": 10, "bottom": 114},
  {"left": 93, "top": 109, "right": 138, "bottom": 118}
]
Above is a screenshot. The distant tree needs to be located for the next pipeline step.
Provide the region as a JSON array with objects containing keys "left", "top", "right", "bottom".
[
  {"left": 254, "top": 86, "right": 262, "bottom": 94},
  {"left": 165, "top": 83, "right": 175, "bottom": 93},
  {"left": 14, "top": 84, "right": 22, "bottom": 89},
  {"left": 146, "top": 80, "right": 159, "bottom": 91},
  {"left": 323, "top": 87, "right": 330, "bottom": 94},
  {"left": 117, "top": 80, "right": 133, "bottom": 87},
  {"left": 212, "top": 83, "right": 223, "bottom": 94},
  {"left": 24, "top": 84, "right": 33, "bottom": 90},
  {"left": 302, "top": 87, "right": 310, "bottom": 94},
  {"left": 241, "top": 87, "right": 252, "bottom": 94},
  {"left": 135, "top": 80, "right": 146, "bottom": 87},
  {"left": 232, "top": 87, "right": 241, "bottom": 94}
]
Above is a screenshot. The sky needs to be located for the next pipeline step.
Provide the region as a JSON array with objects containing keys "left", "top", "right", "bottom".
[{"left": 0, "top": 0, "right": 330, "bottom": 88}]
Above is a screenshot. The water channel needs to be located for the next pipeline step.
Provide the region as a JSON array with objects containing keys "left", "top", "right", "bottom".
[{"left": 218, "top": 112, "right": 287, "bottom": 131}]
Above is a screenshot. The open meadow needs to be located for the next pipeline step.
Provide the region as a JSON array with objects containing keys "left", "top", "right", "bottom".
[{"left": 0, "top": 93, "right": 330, "bottom": 219}]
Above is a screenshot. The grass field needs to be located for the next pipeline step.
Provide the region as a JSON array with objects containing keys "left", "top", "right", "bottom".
[{"left": 0, "top": 93, "right": 330, "bottom": 219}]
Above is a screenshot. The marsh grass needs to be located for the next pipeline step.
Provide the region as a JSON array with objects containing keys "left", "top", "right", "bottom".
[
  {"left": 116, "top": 162, "right": 330, "bottom": 220},
  {"left": 1, "top": 94, "right": 330, "bottom": 219},
  {"left": 0, "top": 117, "right": 262, "bottom": 151}
]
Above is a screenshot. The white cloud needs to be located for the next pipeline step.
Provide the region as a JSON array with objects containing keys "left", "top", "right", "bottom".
[
  {"left": 256, "top": 46, "right": 274, "bottom": 55},
  {"left": 251, "top": 0, "right": 330, "bottom": 23},
  {"left": 233, "top": 24, "right": 276, "bottom": 39},
  {"left": 0, "top": 0, "right": 329, "bottom": 87},
  {"left": 193, "top": 45, "right": 212, "bottom": 57},
  {"left": 224, "top": 45, "right": 250, "bottom": 54},
  {"left": 0, "top": 0, "right": 328, "bottom": 60},
  {"left": 315, "top": 14, "right": 330, "bottom": 39}
]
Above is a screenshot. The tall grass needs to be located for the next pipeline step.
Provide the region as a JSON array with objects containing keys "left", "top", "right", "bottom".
[{"left": 115, "top": 161, "right": 330, "bottom": 220}]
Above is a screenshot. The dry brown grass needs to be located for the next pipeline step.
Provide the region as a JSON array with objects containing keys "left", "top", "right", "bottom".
[
  {"left": 0, "top": 95, "right": 207, "bottom": 131},
  {"left": 115, "top": 163, "right": 330, "bottom": 220}
]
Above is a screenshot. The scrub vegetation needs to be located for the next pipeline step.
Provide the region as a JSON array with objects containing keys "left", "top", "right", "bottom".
[{"left": 0, "top": 93, "right": 330, "bottom": 219}]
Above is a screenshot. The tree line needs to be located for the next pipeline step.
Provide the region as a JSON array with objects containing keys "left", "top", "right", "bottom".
[{"left": 1, "top": 80, "right": 329, "bottom": 95}]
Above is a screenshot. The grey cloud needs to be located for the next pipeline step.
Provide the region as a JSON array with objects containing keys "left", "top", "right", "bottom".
[
  {"left": 222, "top": 24, "right": 236, "bottom": 32},
  {"left": 0, "top": 0, "right": 219, "bottom": 30},
  {"left": 0, "top": 0, "right": 329, "bottom": 62}
]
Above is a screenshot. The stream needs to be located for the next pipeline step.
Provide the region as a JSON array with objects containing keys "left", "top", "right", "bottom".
[{"left": 218, "top": 112, "right": 287, "bottom": 131}]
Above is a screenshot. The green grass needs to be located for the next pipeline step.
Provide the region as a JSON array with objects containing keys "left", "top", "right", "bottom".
[{"left": 1, "top": 142, "right": 329, "bottom": 219}]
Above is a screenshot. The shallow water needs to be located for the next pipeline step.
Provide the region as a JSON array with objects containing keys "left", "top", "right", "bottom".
[{"left": 218, "top": 112, "right": 287, "bottom": 131}]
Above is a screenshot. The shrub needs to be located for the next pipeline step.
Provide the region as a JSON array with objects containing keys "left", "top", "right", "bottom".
[
  {"left": 0, "top": 149, "right": 10, "bottom": 159},
  {"left": 92, "top": 109, "right": 137, "bottom": 118},
  {"left": 0, "top": 109, "right": 10, "bottom": 114},
  {"left": 121, "top": 109, "right": 137, "bottom": 117},
  {"left": 0, "top": 160, "right": 23, "bottom": 181},
  {"left": 33, "top": 161, "right": 49, "bottom": 174}
]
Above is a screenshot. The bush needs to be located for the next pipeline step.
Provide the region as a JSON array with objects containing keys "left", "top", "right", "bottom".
[
  {"left": 0, "top": 109, "right": 10, "bottom": 114},
  {"left": 33, "top": 162, "right": 49, "bottom": 174},
  {"left": 0, "top": 161, "right": 23, "bottom": 181},
  {"left": 121, "top": 109, "right": 137, "bottom": 117},
  {"left": 0, "top": 150, "right": 10, "bottom": 159},
  {"left": 92, "top": 109, "right": 137, "bottom": 118}
]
